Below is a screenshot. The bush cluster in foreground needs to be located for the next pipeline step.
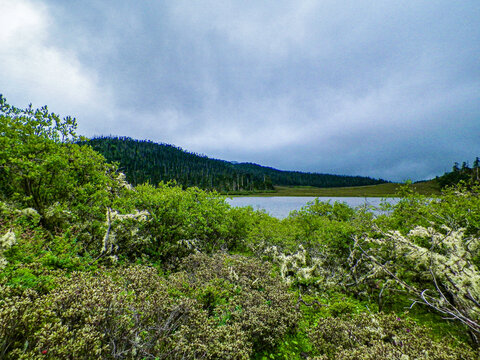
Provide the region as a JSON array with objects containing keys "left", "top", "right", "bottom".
[
  {"left": 1, "top": 254, "right": 297, "bottom": 359},
  {"left": 308, "top": 313, "right": 477, "bottom": 359}
]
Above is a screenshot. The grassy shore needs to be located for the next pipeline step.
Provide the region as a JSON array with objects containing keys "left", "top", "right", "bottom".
[{"left": 229, "top": 180, "right": 441, "bottom": 197}]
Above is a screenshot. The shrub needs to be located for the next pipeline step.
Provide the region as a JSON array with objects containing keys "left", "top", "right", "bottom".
[
  {"left": 354, "top": 225, "right": 480, "bottom": 338},
  {"left": 0, "top": 253, "right": 298, "bottom": 359},
  {"left": 106, "top": 183, "right": 251, "bottom": 263},
  {"left": 245, "top": 201, "right": 371, "bottom": 293},
  {"left": 377, "top": 181, "right": 480, "bottom": 238},
  {"left": 308, "top": 313, "right": 478, "bottom": 359},
  {"left": 177, "top": 252, "right": 300, "bottom": 352}
]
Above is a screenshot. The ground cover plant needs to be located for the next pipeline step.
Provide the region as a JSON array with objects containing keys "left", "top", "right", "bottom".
[{"left": 1, "top": 96, "right": 479, "bottom": 359}]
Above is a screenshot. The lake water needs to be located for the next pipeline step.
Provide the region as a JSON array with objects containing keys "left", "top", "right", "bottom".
[{"left": 226, "top": 196, "right": 399, "bottom": 219}]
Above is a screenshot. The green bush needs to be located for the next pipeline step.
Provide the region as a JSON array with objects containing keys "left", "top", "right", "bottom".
[
  {"left": 308, "top": 313, "right": 478, "bottom": 359},
  {"left": 0, "top": 253, "right": 298, "bottom": 359},
  {"left": 246, "top": 201, "right": 374, "bottom": 292},
  {"left": 178, "top": 253, "right": 300, "bottom": 352},
  {"left": 102, "top": 183, "right": 257, "bottom": 264}
]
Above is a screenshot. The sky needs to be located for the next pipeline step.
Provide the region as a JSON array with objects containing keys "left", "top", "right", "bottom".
[{"left": 1, "top": 0, "right": 479, "bottom": 182}]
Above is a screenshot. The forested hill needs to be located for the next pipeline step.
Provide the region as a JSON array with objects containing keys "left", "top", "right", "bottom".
[
  {"left": 435, "top": 157, "right": 480, "bottom": 188},
  {"left": 86, "top": 136, "right": 386, "bottom": 193}
]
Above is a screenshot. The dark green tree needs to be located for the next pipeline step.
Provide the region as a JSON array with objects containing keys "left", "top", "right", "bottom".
[
  {"left": 85, "top": 136, "right": 386, "bottom": 193},
  {"left": 474, "top": 157, "right": 480, "bottom": 182}
]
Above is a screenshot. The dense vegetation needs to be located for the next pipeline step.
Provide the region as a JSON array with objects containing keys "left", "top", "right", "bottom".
[
  {"left": 86, "top": 136, "right": 386, "bottom": 193},
  {"left": 1, "top": 96, "right": 479, "bottom": 359},
  {"left": 435, "top": 158, "right": 480, "bottom": 188}
]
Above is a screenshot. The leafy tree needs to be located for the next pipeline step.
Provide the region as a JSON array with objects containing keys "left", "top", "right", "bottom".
[{"left": 0, "top": 95, "right": 117, "bottom": 231}]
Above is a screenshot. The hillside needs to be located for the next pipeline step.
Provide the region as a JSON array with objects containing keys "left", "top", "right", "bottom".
[
  {"left": 86, "top": 136, "right": 386, "bottom": 193},
  {"left": 435, "top": 158, "right": 480, "bottom": 188}
]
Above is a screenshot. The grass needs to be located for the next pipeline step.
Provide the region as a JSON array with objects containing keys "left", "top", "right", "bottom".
[{"left": 231, "top": 180, "right": 441, "bottom": 197}]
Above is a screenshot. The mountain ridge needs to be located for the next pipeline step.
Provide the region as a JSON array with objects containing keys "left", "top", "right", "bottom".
[{"left": 85, "top": 136, "right": 387, "bottom": 193}]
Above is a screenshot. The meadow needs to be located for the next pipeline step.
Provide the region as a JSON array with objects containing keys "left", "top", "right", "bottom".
[{"left": 231, "top": 181, "right": 441, "bottom": 197}]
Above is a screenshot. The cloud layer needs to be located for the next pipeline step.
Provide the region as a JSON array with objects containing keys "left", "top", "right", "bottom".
[{"left": 1, "top": 0, "right": 479, "bottom": 181}]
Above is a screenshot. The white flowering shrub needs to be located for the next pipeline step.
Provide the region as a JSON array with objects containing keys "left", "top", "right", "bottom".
[
  {"left": 15, "top": 208, "right": 41, "bottom": 224},
  {"left": 101, "top": 207, "right": 150, "bottom": 256},
  {"left": 308, "top": 313, "right": 478, "bottom": 359},
  {"left": 266, "top": 245, "right": 349, "bottom": 290},
  {"left": 0, "top": 230, "right": 16, "bottom": 269},
  {"left": 114, "top": 172, "right": 134, "bottom": 191},
  {"left": 356, "top": 225, "right": 480, "bottom": 336},
  {"left": 267, "top": 245, "right": 310, "bottom": 284}
]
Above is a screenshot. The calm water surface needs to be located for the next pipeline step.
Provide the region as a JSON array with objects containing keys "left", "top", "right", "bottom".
[{"left": 226, "top": 197, "right": 398, "bottom": 219}]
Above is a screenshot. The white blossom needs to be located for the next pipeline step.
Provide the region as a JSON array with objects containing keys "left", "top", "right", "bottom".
[
  {"left": 0, "top": 229, "right": 16, "bottom": 269},
  {"left": 363, "top": 225, "right": 480, "bottom": 328},
  {"left": 116, "top": 172, "right": 134, "bottom": 190},
  {"left": 0, "top": 229, "right": 16, "bottom": 250},
  {"left": 265, "top": 245, "right": 323, "bottom": 284},
  {"left": 102, "top": 208, "right": 150, "bottom": 254}
]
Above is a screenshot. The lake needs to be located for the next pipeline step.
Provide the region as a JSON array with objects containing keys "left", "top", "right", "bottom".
[{"left": 226, "top": 196, "right": 398, "bottom": 219}]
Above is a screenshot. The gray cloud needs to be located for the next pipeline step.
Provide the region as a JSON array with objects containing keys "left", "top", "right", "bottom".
[{"left": 1, "top": 0, "right": 479, "bottom": 181}]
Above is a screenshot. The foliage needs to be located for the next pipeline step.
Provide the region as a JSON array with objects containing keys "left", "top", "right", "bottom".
[
  {"left": 374, "top": 182, "right": 433, "bottom": 233},
  {"left": 308, "top": 313, "right": 478, "bottom": 359},
  {"left": 377, "top": 182, "right": 480, "bottom": 237},
  {"left": 288, "top": 200, "right": 358, "bottom": 256},
  {"left": 178, "top": 253, "right": 300, "bottom": 352},
  {"left": 355, "top": 225, "right": 480, "bottom": 337},
  {"left": 105, "top": 182, "right": 251, "bottom": 264},
  {"left": 427, "top": 182, "right": 480, "bottom": 237},
  {"left": 247, "top": 200, "right": 374, "bottom": 292},
  {"left": 0, "top": 96, "right": 118, "bottom": 234},
  {"left": 2, "top": 96, "right": 480, "bottom": 359},
  {"left": 436, "top": 157, "right": 480, "bottom": 188},
  {"left": 0, "top": 253, "right": 298, "bottom": 359},
  {"left": 86, "top": 136, "right": 386, "bottom": 192}
]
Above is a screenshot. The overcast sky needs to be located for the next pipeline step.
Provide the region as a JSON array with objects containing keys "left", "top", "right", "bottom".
[{"left": 1, "top": 0, "right": 479, "bottom": 182}]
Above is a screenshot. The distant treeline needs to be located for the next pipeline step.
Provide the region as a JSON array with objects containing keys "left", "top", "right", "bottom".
[
  {"left": 86, "top": 136, "right": 387, "bottom": 192},
  {"left": 436, "top": 157, "right": 480, "bottom": 188}
]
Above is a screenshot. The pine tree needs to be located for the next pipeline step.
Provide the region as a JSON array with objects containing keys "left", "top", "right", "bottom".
[{"left": 474, "top": 157, "right": 480, "bottom": 181}]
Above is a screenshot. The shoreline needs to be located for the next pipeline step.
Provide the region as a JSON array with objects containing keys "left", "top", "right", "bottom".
[{"left": 224, "top": 182, "right": 441, "bottom": 198}]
